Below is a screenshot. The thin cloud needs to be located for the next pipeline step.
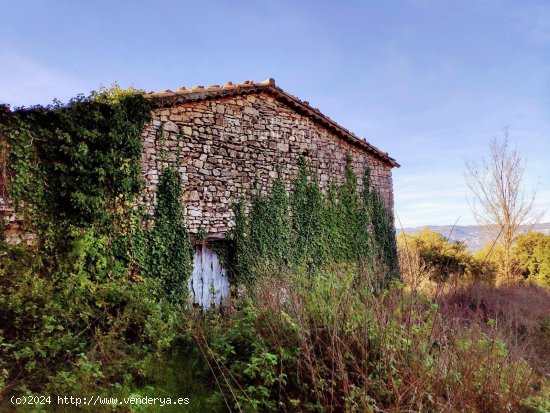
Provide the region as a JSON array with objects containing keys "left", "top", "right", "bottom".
[{"left": 0, "top": 47, "right": 88, "bottom": 107}]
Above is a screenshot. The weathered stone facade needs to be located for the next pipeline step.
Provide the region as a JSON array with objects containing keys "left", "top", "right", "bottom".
[
  {"left": 142, "top": 79, "right": 398, "bottom": 236},
  {"left": 0, "top": 79, "right": 399, "bottom": 244}
]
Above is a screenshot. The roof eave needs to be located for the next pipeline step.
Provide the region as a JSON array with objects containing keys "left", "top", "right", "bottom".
[{"left": 146, "top": 82, "right": 400, "bottom": 168}]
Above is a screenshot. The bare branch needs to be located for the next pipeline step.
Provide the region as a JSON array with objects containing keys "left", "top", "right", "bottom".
[{"left": 464, "top": 128, "right": 539, "bottom": 281}]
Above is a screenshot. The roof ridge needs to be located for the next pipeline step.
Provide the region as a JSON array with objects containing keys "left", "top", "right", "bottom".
[
  {"left": 145, "top": 79, "right": 399, "bottom": 167},
  {"left": 146, "top": 78, "right": 275, "bottom": 97}
]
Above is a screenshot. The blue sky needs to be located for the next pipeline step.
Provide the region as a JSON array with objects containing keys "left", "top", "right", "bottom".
[{"left": 1, "top": 0, "right": 549, "bottom": 227}]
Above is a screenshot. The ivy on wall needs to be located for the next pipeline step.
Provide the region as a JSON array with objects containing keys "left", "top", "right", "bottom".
[
  {"left": 363, "top": 167, "right": 400, "bottom": 283},
  {"left": 0, "top": 86, "right": 399, "bottom": 397},
  {"left": 229, "top": 156, "right": 399, "bottom": 287},
  {"left": 0, "top": 87, "right": 194, "bottom": 296},
  {"left": 1, "top": 88, "right": 150, "bottom": 250},
  {"left": 2, "top": 87, "right": 397, "bottom": 293},
  {"left": 0, "top": 87, "right": 193, "bottom": 394},
  {"left": 148, "top": 167, "right": 193, "bottom": 303}
]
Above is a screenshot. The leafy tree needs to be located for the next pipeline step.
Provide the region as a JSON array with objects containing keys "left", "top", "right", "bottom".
[
  {"left": 398, "top": 228, "right": 474, "bottom": 282},
  {"left": 512, "top": 231, "right": 550, "bottom": 287}
]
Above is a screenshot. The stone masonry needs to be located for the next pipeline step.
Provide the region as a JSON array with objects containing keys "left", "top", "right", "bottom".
[
  {"left": 142, "top": 79, "right": 399, "bottom": 237},
  {"left": 0, "top": 79, "right": 399, "bottom": 243}
]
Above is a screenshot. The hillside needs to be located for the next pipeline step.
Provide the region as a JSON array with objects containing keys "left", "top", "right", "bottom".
[{"left": 400, "top": 222, "right": 550, "bottom": 251}]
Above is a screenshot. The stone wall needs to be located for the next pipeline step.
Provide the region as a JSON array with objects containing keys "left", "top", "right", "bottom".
[
  {"left": 1, "top": 147, "right": 33, "bottom": 244},
  {"left": 0, "top": 195, "right": 36, "bottom": 245},
  {"left": 141, "top": 91, "right": 395, "bottom": 235}
]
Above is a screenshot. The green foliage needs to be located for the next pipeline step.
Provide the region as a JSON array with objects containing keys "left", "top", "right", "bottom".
[
  {"left": 512, "top": 231, "right": 550, "bottom": 287},
  {"left": 291, "top": 157, "right": 331, "bottom": 267},
  {"left": 337, "top": 154, "right": 362, "bottom": 260},
  {"left": 248, "top": 177, "right": 292, "bottom": 269},
  {"left": 2, "top": 88, "right": 151, "bottom": 247},
  {"left": 148, "top": 167, "right": 193, "bottom": 303},
  {"left": 0, "top": 240, "right": 179, "bottom": 395},
  {"left": 229, "top": 177, "right": 292, "bottom": 282},
  {"left": 475, "top": 232, "right": 550, "bottom": 285},
  {"left": 231, "top": 201, "right": 251, "bottom": 280},
  {"left": 398, "top": 228, "right": 479, "bottom": 282},
  {"left": 230, "top": 155, "right": 399, "bottom": 287},
  {"left": 0, "top": 87, "right": 192, "bottom": 397},
  {"left": 1, "top": 85, "right": 548, "bottom": 413},
  {"left": 364, "top": 168, "right": 399, "bottom": 279},
  {"left": 473, "top": 242, "right": 503, "bottom": 281},
  {"left": 121, "top": 344, "right": 224, "bottom": 413},
  {"left": 201, "top": 303, "right": 297, "bottom": 412},
  {"left": 198, "top": 270, "right": 543, "bottom": 412}
]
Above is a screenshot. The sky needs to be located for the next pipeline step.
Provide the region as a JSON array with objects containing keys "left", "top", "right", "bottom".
[{"left": 1, "top": 0, "right": 549, "bottom": 227}]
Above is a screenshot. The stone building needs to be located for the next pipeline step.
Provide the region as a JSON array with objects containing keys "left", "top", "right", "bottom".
[
  {"left": 143, "top": 79, "right": 399, "bottom": 307},
  {"left": 143, "top": 79, "right": 399, "bottom": 236},
  {"left": 1, "top": 79, "right": 399, "bottom": 307}
]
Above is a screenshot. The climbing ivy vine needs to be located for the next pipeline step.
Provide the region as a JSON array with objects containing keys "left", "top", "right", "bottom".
[
  {"left": 1, "top": 87, "right": 151, "bottom": 253},
  {"left": 0, "top": 86, "right": 193, "bottom": 395},
  {"left": 363, "top": 166, "right": 400, "bottom": 284},
  {"left": 148, "top": 167, "right": 193, "bottom": 303},
  {"left": 229, "top": 156, "right": 400, "bottom": 287},
  {"left": 1, "top": 86, "right": 194, "bottom": 294}
]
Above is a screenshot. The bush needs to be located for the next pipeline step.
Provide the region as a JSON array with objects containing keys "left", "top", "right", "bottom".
[
  {"left": 512, "top": 231, "right": 550, "bottom": 287},
  {"left": 195, "top": 268, "right": 546, "bottom": 412},
  {"left": 398, "top": 228, "right": 485, "bottom": 284},
  {"left": 0, "top": 240, "right": 180, "bottom": 395}
]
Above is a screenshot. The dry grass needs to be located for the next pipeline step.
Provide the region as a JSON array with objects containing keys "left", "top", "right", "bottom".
[
  {"left": 195, "top": 265, "right": 549, "bottom": 412},
  {"left": 438, "top": 281, "right": 550, "bottom": 377}
]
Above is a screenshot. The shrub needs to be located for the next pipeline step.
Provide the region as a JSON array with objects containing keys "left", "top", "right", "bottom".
[
  {"left": 0, "top": 239, "right": 179, "bottom": 395},
  {"left": 398, "top": 228, "right": 485, "bottom": 284},
  {"left": 512, "top": 231, "right": 550, "bottom": 287},
  {"left": 475, "top": 231, "right": 550, "bottom": 286},
  {"left": 195, "top": 268, "right": 546, "bottom": 412}
]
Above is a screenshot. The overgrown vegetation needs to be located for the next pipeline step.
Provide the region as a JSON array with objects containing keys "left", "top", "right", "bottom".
[
  {"left": 148, "top": 167, "right": 194, "bottom": 303},
  {"left": 0, "top": 88, "right": 195, "bottom": 400},
  {"left": 397, "top": 227, "right": 550, "bottom": 290},
  {"left": 193, "top": 165, "right": 548, "bottom": 412},
  {"left": 229, "top": 156, "right": 399, "bottom": 289},
  {"left": 397, "top": 228, "right": 491, "bottom": 288},
  {"left": 512, "top": 231, "right": 550, "bottom": 287},
  {"left": 0, "top": 88, "right": 548, "bottom": 412},
  {"left": 470, "top": 231, "right": 550, "bottom": 288},
  {"left": 194, "top": 271, "right": 549, "bottom": 412}
]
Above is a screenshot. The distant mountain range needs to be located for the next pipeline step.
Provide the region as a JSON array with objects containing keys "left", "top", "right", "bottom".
[{"left": 399, "top": 222, "right": 550, "bottom": 251}]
